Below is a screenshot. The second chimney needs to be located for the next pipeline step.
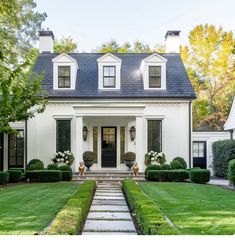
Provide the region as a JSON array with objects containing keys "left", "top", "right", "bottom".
[
  {"left": 165, "top": 30, "right": 180, "bottom": 53},
  {"left": 39, "top": 30, "right": 54, "bottom": 53}
]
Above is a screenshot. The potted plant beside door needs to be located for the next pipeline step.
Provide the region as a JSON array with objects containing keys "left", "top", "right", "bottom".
[
  {"left": 83, "top": 151, "right": 95, "bottom": 171},
  {"left": 123, "top": 152, "right": 136, "bottom": 170}
]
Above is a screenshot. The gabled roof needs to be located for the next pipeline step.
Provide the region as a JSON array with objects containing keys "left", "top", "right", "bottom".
[
  {"left": 224, "top": 97, "right": 235, "bottom": 130},
  {"left": 33, "top": 52, "right": 196, "bottom": 99}
]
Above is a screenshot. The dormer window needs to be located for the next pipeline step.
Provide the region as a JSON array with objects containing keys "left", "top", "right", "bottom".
[
  {"left": 58, "top": 66, "right": 71, "bottom": 88},
  {"left": 103, "top": 66, "right": 116, "bottom": 88},
  {"left": 149, "top": 66, "right": 161, "bottom": 88},
  {"left": 52, "top": 53, "right": 78, "bottom": 90},
  {"left": 97, "top": 53, "right": 121, "bottom": 90},
  {"left": 141, "top": 53, "right": 167, "bottom": 90}
]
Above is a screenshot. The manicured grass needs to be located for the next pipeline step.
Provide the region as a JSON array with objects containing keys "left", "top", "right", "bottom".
[
  {"left": 0, "top": 183, "right": 78, "bottom": 235},
  {"left": 140, "top": 182, "right": 235, "bottom": 235}
]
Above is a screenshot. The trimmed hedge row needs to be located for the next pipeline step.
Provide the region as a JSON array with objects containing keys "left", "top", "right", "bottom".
[
  {"left": 45, "top": 180, "right": 96, "bottom": 235},
  {"left": 147, "top": 170, "right": 189, "bottom": 182},
  {"left": 0, "top": 171, "right": 9, "bottom": 185},
  {"left": 212, "top": 140, "right": 235, "bottom": 178},
  {"left": 61, "top": 171, "right": 72, "bottom": 181},
  {"left": 189, "top": 169, "right": 210, "bottom": 184},
  {"left": 228, "top": 159, "right": 235, "bottom": 186},
  {"left": 25, "top": 170, "right": 62, "bottom": 182},
  {"left": 7, "top": 170, "right": 22, "bottom": 183},
  {"left": 123, "top": 179, "right": 178, "bottom": 235}
]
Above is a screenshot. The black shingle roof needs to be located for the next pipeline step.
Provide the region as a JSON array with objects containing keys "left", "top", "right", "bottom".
[{"left": 33, "top": 53, "right": 196, "bottom": 99}]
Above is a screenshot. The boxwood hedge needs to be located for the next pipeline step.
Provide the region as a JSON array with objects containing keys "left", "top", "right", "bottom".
[
  {"left": 189, "top": 169, "right": 210, "bottom": 184},
  {"left": 146, "top": 170, "right": 189, "bottom": 182},
  {"left": 212, "top": 140, "right": 235, "bottom": 178},
  {"left": 25, "top": 170, "right": 62, "bottom": 182},
  {"left": 7, "top": 170, "right": 22, "bottom": 183},
  {"left": 0, "top": 171, "right": 9, "bottom": 185},
  {"left": 123, "top": 179, "right": 179, "bottom": 235},
  {"left": 228, "top": 159, "right": 235, "bottom": 186},
  {"left": 45, "top": 180, "right": 96, "bottom": 235}
]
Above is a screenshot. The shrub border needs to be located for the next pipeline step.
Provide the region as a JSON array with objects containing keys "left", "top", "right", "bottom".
[
  {"left": 122, "top": 179, "right": 179, "bottom": 235},
  {"left": 44, "top": 180, "right": 96, "bottom": 235}
]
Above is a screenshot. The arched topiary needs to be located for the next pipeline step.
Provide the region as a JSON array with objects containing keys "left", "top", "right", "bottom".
[
  {"left": 27, "top": 159, "right": 44, "bottom": 170},
  {"left": 170, "top": 157, "right": 187, "bottom": 169}
]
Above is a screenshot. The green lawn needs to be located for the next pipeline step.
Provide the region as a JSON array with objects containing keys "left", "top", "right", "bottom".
[
  {"left": 140, "top": 182, "right": 235, "bottom": 235},
  {"left": 0, "top": 183, "right": 78, "bottom": 235}
]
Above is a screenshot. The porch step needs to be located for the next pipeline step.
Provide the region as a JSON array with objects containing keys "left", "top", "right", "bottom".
[{"left": 72, "top": 176, "right": 146, "bottom": 182}]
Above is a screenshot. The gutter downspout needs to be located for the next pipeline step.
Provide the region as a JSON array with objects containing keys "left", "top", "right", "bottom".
[
  {"left": 25, "top": 120, "right": 28, "bottom": 170},
  {"left": 189, "top": 100, "right": 192, "bottom": 168}
]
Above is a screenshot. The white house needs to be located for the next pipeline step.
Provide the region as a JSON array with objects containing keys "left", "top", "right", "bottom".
[
  {"left": 0, "top": 30, "right": 196, "bottom": 172},
  {"left": 224, "top": 97, "right": 235, "bottom": 139}
]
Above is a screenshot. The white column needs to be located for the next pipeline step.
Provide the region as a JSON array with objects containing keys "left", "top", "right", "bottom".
[
  {"left": 75, "top": 116, "right": 83, "bottom": 172},
  {"left": 135, "top": 116, "right": 145, "bottom": 172}
]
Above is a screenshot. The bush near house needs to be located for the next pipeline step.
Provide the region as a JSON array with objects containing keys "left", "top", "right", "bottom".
[
  {"left": 9, "top": 168, "right": 25, "bottom": 173},
  {"left": 144, "top": 164, "right": 162, "bottom": 178},
  {"left": 228, "top": 159, "right": 235, "bottom": 186},
  {"left": 212, "top": 140, "right": 235, "bottom": 178},
  {"left": 0, "top": 171, "right": 9, "bottom": 185},
  {"left": 123, "top": 179, "right": 179, "bottom": 235},
  {"left": 45, "top": 180, "right": 96, "bottom": 235},
  {"left": 47, "top": 163, "right": 59, "bottom": 170},
  {"left": 25, "top": 170, "right": 61, "bottom": 182},
  {"left": 147, "top": 170, "right": 189, "bottom": 182},
  {"left": 7, "top": 170, "right": 22, "bottom": 183},
  {"left": 189, "top": 169, "right": 210, "bottom": 184},
  {"left": 27, "top": 159, "right": 44, "bottom": 170},
  {"left": 170, "top": 157, "right": 187, "bottom": 169},
  {"left": 58, "top": 165, "right": 72, "bottom": 173},
  {"left": 161, "top": 164, "right": 171, "bottom": 170},
  {"left": 61, "top": 171, "right": 72, "bottom": 181}
]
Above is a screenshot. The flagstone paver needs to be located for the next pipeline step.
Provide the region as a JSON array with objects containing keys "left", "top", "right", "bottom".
[{"left": 82, "top": 182, "right": 137, "bottom": 235}]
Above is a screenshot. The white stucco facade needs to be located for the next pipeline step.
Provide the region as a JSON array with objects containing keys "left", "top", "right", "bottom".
[{"left": 26, "top": 99, "right": 191, "bottom": 172}]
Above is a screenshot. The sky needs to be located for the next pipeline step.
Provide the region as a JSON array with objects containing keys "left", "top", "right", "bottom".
[{"left": 35, "top": 0, "right": 235, "bottom": 52}]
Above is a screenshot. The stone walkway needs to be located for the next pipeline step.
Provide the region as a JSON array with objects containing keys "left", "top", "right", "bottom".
[{"left": 83, "top": 182, "right": 137, "bottom": 235}]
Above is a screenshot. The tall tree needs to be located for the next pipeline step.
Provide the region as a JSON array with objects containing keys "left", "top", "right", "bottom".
[
  {"left": 0, "top": 0, "right": 47, "bottom": 133},
  {"left": 133, "top": 40, "right": 152, "bottom": 53},
  {"left": 181, "top": 24, "right": 235, "bottom": 130},
  {"left": 54, "top": 36, "right": 78, "bottom": 53}
]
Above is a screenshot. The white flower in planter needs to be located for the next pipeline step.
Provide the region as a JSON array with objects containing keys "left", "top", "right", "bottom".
[
  {"left": 66, "top": 161, "right": 69, "bottom": 164},
  {"left": 151, "top": 157, "right": 154, "bottom": 161}
]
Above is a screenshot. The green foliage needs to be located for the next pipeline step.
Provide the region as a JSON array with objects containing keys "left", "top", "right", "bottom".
[
  {"left": 181, "top": 24, "right": 235, "bottom": 130},
  {"left": 8, "top": 168, "right": 25, "bottom": 173},
  {"left": 147, "top": 170, "right": 189, "bottom": 182},
  {"left": 47, "top": 163, "right": 58, "bottom": 170},
  {"left": 144, "top": 164, "right": 162, "bottom": 178},
  {"left": 122, "top": 180, "right": 179, "bottom": 235},
  {"left": 0, "top": 0, "right": 47, "bottom": 133},
  {"left": 228, "top": 159, "right": 235, "bottom": 185},
  {"left": 123, "top": 152, "right": 136, "bottom": 161},
  {"left": 46, "top": 180, "right": 96, "bottom": 235},
  {"left": 161, "top": 164, "right": 171, "bottom": 170},
  {"left": 58, "top": 165, "right": 72, "bottom": 173},
  {"left": 171, "top": 157, "right": 187, "bottom": 169},
  {"left": 212, "top": 140, "right": 235, "bottom": 178},
  {"left": 27, "top": 159, "right": 44, "bottom": 170},
  {"left": 7, "top": 170, "right": 22, "bottom": 183},
  {"left": 189, "top": 169, "right": 210, "bottom": 184},
  {"left": 61, "top": 171, "right": 72, "bottom": 181},
  {"left": 83, "top": 151, "right": 95, "bottom": 161},
  {"left": 54, "top": 36, "right": 77, "bottom": 53},
  {"left": 25, "top": 170, "right": 62, "bottom": 182},
  {"left": 0, "top": 172, "right": 9, "bottom": 185}
]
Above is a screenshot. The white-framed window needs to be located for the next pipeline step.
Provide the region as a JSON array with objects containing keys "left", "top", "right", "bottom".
[
  {"left": 141, "top": 53, "right": 167, "bottom": 90},
  {"left": 52, "top": 53, "right": 78, "bottom": 90},
  {"left": 97, "top": 53, "right": 121, "bottom": 90}
]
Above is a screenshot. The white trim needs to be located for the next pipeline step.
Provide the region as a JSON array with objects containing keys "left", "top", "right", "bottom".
[
  {"left": 141, "top": 53, "right": 167, "bottom": 90},
  {"left": 224, "top": 97, "right": 235, "bottom": 130},
  {"left": 52, "top": 53, "right": 78, "bottom": 90},
  {"left": 97, "top": 53, "right": 121, "bottom": 90}
]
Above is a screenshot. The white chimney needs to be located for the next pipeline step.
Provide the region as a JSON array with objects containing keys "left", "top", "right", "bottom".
[
  {"left": 39, "top": 30, "right": 54, "bottom": 53},
  {"left": 165, "top": 30, "right": 180, "bottom": 53}
]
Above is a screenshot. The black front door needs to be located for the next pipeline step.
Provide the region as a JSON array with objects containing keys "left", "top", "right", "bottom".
[
  {"left": 101, "top": 127, "right": 116, "bottom": 168},
  {"left": 0, "top": 133, "right": 3, "bottom": 171},
  {"left": 193, "top": 141, "right": 207, "bottom": 169}
]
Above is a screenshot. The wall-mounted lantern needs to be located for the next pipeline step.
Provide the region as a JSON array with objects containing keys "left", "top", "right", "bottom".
[
  {"left": 83, "top": 126, "right": 88, "bottom": 141},
  {"left": 129, "top": 126, "right": 136, "bottom": 141}
]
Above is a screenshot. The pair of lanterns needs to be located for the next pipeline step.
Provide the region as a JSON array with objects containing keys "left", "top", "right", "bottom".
[{"left": 82, "top": 126, "right": 136, "bottom": 141}]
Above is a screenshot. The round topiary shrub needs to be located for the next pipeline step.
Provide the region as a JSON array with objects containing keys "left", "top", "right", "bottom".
[
  {"left": 83, "top": 151, "right": 95, "bottom": 170},
  {"left": 47, "top": 163, "right": 58, "bottom": 170},
  {"left": 161, "top": 164, "right": 171, "bottom": 170},
  {"left": 170, "top": 157, "right": 187, "bottom": 169},
  {"left": 27, "top": 159, "right": 44, "bottom": 170},
  {"left": 58, "top": 165, "right": 72, "bottom": 173},
  {"left": 189, "top": 169, "right": 210, "bottom": 184},
  {"left": 123, "top": 152, "right": 136, "bottom": 170},
  {"left": 228, "top": 159, "right": 235, "bottom": 186},
  {"left": 144, "top": 164, "right": 162, "bottom": 178}
]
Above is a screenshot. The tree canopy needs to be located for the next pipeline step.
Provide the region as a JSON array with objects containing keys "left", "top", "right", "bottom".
[
  {"left": 181, "top": 24, "right": 235, "bottom": 130},
  {"left": 54, "top": 36, "right": 78, "bottom": 53},
  {"left": 0, "top": 0, "right": 47, "bottom": 133}
]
